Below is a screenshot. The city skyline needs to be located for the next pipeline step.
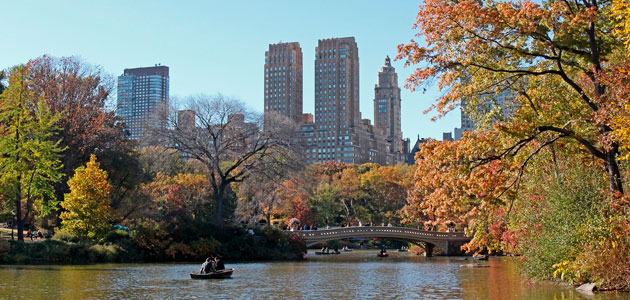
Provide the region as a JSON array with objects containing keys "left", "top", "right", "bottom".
[{"left": 0, "top": 1, "right": 461, "bottom": 141}]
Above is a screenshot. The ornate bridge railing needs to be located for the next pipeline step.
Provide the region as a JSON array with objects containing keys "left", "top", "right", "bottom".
[{"left": 290, "top": 226, "right": 471, "bottom": 256}]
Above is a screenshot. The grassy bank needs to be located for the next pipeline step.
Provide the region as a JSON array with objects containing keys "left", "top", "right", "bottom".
[{"left": 0, "top": 225, "right": 307, "bottom": 264}]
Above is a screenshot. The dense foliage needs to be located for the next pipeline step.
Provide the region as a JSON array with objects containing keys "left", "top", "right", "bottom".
[
  {"left": 236, "top": 162, "right": 415, "bottom": 227},
  {"left": 397, "top": 0, "right": 630, "bottom": 290}
]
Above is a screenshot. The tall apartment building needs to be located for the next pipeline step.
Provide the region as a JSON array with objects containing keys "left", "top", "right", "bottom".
[
  {"left": 273, "top": 37, "right": 408, "bottom": 165},
  {"left": 315, "top": 37, "right": 360, "bottom": 128},
  {"left": 374, "top": 56, "right": 403, "bottom": 164},
  {"left": 117, "top": 65, "right": 169, "bottom": 141},
  {"left": 303, "top": 37, "right": 361, "bottom": 163},
  {"left": 264, "top": 42, "right": 303, "bottom": 123}
]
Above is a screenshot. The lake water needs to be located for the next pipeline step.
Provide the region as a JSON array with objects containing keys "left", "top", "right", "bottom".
[{"left": 0, "top": 250, "right": 628, "bottom": 300}]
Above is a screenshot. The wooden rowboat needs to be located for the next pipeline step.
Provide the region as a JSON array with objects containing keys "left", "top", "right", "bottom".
[{"left": 190, "top": 268, "right": 234, "bottom": 279}]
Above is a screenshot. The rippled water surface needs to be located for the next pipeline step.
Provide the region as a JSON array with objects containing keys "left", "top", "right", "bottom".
[{"left": 1, "top": 250, "right": 628, "bottom": 300}]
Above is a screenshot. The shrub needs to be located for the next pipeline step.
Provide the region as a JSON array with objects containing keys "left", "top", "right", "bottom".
[
  {"left": 514, "top": 161, "right": 608, "bottom": 281},
  {"left": 165, "top": 243, "right": 195, "bottom": 261},
  {"left": 89, "top": 244, "right": 123, "bottom": 262},
  {"left": 42, "top": 241, "right": 72, "bottom": 263},
  {"left": 287, "top": 233, "right": 307, "bottom": 259},
  {"left": 52, "top": 231, "right": 79, "bottom": 243},
  {"left": 0, "top": 239, "right": 10, "bottom": 257},
  {"left": 102, "top": 229, "right": 130, "bottom": 244},
  {"left": 189, "top": 238, "right": 220, "bottom": 260}
]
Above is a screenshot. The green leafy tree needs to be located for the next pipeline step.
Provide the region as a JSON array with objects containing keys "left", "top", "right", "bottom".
[
  {"left": 310, "top": 184, "right": 345, "bottom": 226},
  {"left": 0, "top": 65, "right": 64, "bottom": 241},
  {"left": 0, "top": 70, "right": 7, "bottom": 94},
  {"left": 60, "top": 155, "right": 113, "bottom": 241}
]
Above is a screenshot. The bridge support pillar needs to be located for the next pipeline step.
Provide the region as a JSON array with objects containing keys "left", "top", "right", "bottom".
[
  {"left": 444, "top": 241, "right": 467, "bottom": 256},
  {"left": 424, "top": 243, "right": 434, "bottom": 257}
]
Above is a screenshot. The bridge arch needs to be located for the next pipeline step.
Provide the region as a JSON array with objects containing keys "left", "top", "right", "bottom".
[{"left": 291, "top": 226, "right": 471, "bottom": 256}]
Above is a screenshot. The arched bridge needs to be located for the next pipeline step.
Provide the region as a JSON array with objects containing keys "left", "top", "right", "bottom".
[{"left": 292, "top": 226, "right": 471, "bottom": 256}]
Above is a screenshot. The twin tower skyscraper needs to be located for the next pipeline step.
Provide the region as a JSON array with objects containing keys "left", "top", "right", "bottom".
[{"left": 264, "top": 37, "right": 408, "bottom": 166}]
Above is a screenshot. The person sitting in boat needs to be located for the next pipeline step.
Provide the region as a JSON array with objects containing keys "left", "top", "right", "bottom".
[
  {"left": 214, "top": 257, "right": 225, "bottom": 271},
  {"left": 199, "top": 257, "right": 216, "bottom": 274}
]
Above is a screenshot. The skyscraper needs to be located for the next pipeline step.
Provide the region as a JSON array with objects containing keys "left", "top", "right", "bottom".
[
  {"left": 117, "top": 65, "right": 169, "bottom": 141},
  {"left": 306, "top": 37, "right": 361, "bottom": 163},
  {"left": 314, "top": 37, "right": 360, "bottom": 129},
  {"left": 276, "top": 37, "right": 408, "bottom": 165},
  {"left": 374, "top": 56, "right": 403, "bottom": 163},
  {"left": 264, "top": 42, "right": 303, "bottom": 123}
]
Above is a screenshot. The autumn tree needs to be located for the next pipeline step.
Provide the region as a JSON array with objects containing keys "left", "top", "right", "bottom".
[
  {"left": 612, "top": 0, "right": 630, "bottom": 50},
  {"left": 25, "top": 55, "right": 129, "bottom": 210},
  {"left": 0, "top": 66, "right": 64, "bottom": 241},
  {"left": 142, "top": 172, "right": 212, "bottom": 224},
  {"left": 60, "top": 155, "right": 113, "bottom": 241},
  {"left": 138, "top": 146, "right": 187, "bottom": 178},
  {"left": 277, "top": 171, "right": 318, "bottom": 226},
  {"left": 397, "top": 0, "right": 626, "bottom": 194},
  {"left": 402, "top": 132, "right": 517, "bottom": 252},
  {"left": 358, "top": 164, "right": 414, "bottom": 226},
  {"left": 236, "top": 173, "right": 283, "bottom": 225},
  {"left": 150, "top": 95, "right": 299, "bottom": 226}
]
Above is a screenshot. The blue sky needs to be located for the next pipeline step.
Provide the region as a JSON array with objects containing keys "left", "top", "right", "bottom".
[{"left": 0, "top": 0, "right": 460, "bottom": 141}]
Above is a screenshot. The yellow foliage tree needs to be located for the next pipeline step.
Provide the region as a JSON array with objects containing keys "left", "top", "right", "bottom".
[
  {"left": 612, "top": 0, "right": 630, "bottom": 51},
  {"left": 60, "top": 155, "right": 114, "bottom": 241}
]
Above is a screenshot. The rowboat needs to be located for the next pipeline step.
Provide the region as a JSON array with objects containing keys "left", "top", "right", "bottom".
[
  {"left": 190, "top": 268, "right": 234, "bottom": 279},
  {"left": 377, "top": 252, "right": 389, "bottom": 257}
]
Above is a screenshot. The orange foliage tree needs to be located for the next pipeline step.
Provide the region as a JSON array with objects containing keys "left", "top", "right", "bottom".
[
  {"left": 397, "top": 0, "right": 626, "bottom": 194},
  {"left": 402, "top": 131, "right": 517, "bottom": 253}
]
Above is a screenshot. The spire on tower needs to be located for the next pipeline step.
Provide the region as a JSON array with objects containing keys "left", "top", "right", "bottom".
[{"left": 385, "top": 55, "right": 391, "bottom": 67}]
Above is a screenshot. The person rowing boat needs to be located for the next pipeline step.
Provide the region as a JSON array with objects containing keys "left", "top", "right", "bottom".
[{"left": 199, "top": 257, "right": 216, "bottom": 274}]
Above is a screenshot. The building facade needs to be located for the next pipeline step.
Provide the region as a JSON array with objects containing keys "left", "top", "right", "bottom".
[
  {"left": 264, "top": 42, "right": 303, "bottom": 123},
  {"left": 374, "top": 56, "right": 404, "bottom": 164},
  {"left": 117, "top": 65, "right": 169, "bottom": 141},
  {"left": 268, "top": 37, "right": 409, "bottom": 166}
]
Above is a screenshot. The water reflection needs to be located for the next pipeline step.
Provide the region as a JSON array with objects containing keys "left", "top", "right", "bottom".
[{"left": 0, "top": 251, "right": 627, "bottom": 300}]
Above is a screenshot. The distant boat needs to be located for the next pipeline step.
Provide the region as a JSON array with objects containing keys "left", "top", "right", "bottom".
[
  {"left": 190, "top": 269, "right": 234, "bottom": 279},
  {"left": 377, "top": 251, "right": 389, "bottom": 257},
  {"left": 474, "top": 254, "right": 488, "bottom": 261},
  {"left": 342, "top": 247, "right": 353, "bottom": 252},
  {"left": 398, "top": 246, "right": 408, "bottom": 252},
  {"left": 315, "top": 251, "right": 340, "bottom": 255}
]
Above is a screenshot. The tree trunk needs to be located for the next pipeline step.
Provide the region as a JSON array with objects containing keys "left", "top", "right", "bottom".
[
  {"left": 16, "top": 174, "right": 23, "bottom": 242},
  {"left": 605, "top": 149, "right": 624, "bottom": 194},
  {"left": 214, "top": 184, "right": 225, "bottom": 226}
]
